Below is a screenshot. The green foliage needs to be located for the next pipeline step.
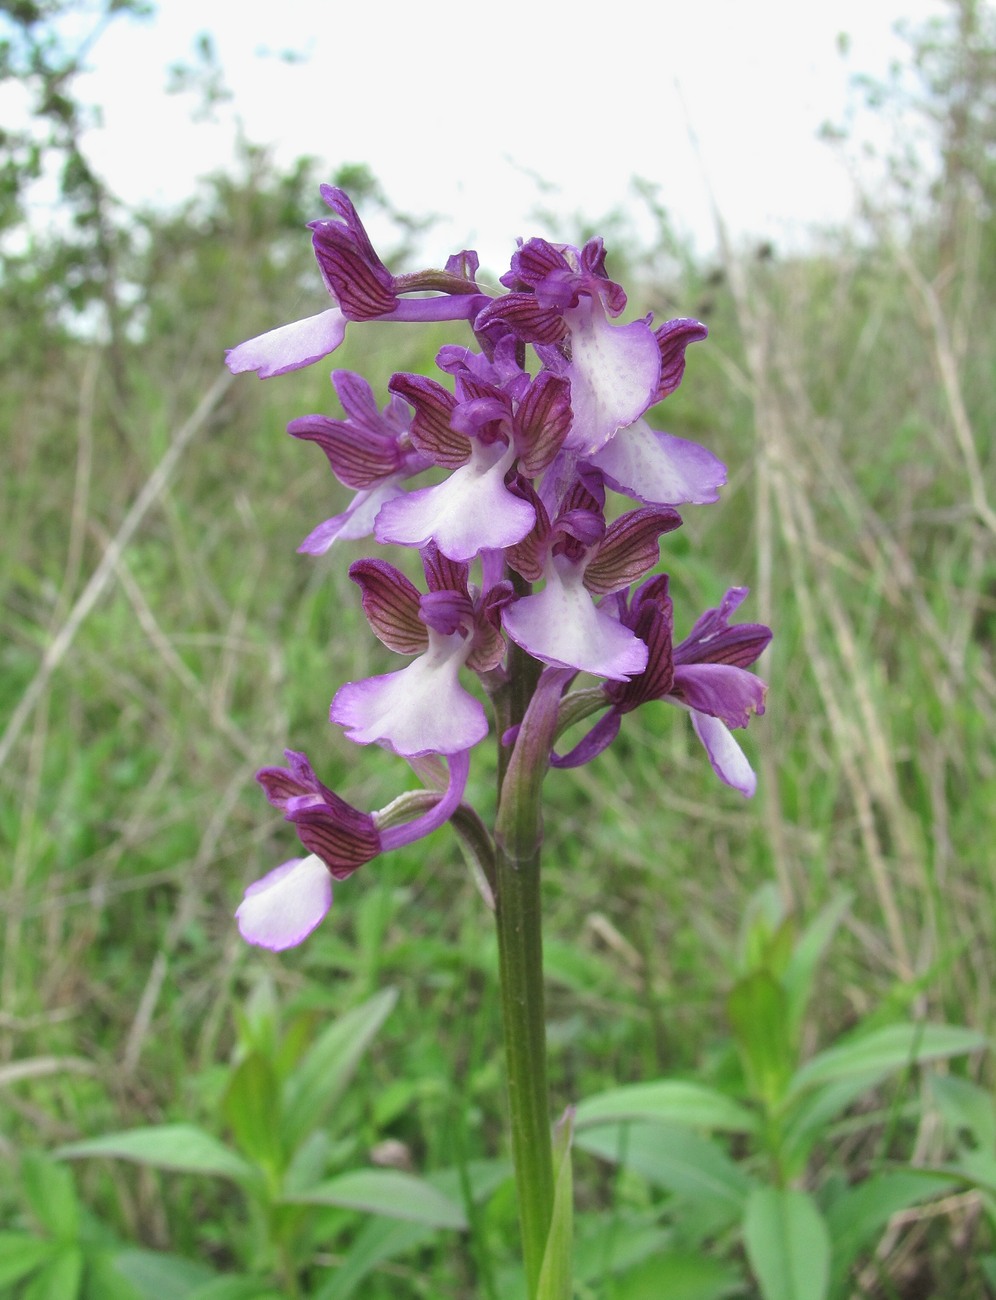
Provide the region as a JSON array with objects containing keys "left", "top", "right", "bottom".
[{"left": 575, "top": 889, "right": 987, "bottom": 1298}]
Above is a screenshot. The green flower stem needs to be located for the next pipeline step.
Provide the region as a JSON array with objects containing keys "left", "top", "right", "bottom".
[
  {"left": 494, "top": 836, "right": 554, "bottom": 1299},
  {"left": 493, "top": 647, "right": 566, "bottom": 1298}
]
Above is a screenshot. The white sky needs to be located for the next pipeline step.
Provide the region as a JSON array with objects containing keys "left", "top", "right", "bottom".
[{"left": 65, "top": 0, "right": 944, "bottom": 268}]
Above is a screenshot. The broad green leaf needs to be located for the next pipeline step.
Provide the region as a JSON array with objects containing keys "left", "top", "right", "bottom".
[
  {"left": 572, "top": 1212, "right": 669, "bottom": 1283},
  {"left": 929, "top": 1074, "right": 996, "bottom": 1151},
  {"left": 942, "top": 1147, "right": 996, "bottom": 1196},
  {"left": 311, "top": 1217, "right": 433, "bottom": 1300},
  {"left": 22, "top": 1244, "right": 84, "bottom": 1300},
  {"left": 575, "top": 1080, "right": 759, "bottom": 1136},
  {"left": 727, "top": 970, "right": 794, "bottom": 1107},
  {"left": 0, "top": 1234, "right": 54, "bottom": 1287},
  {"left": 537, "top": 1109, "right": 574, "bottom": 1300},
  {"left": 744, "top": 1186, "right": 830, "bottom": 1300},
  {"left": 57, "top": 1125, "right": 255, "bottom": 1183},
  {"left": 780, "top": 1076, "right": 900, "bottom": 1177},
  {"left": 187, "top": 1279, "right": 285, "bottom": 1299},
  {"left": 285, "top": 1168, "right": 466, "bottom": 1229},
  {"left": 788, "top": 1024, "right": 988, "bottom": 1097},
  {"left": 610, "top": 1251, "right": 743, "bottom": 1300},
  {"left": 281, "top": 987, "right": 397, "bottom": 1150},
  {"left": 21, "top": 1153, "right": 80, "bottom": 1238},
  {"left": 783, "top": 894, "right": 852, "bottom": 1037},
  {"left": 824, "top": 1172, "right": 956, "bottom": 1299},
  {"left": 222, "top": 1051, "right": 284, "bottom": 1171},
  {"left": 310, "top": 1157, "right": 512, "bottom": 1299},
  {"left": 109, "top": 1247, "right": 217, "bottom": 1299},
  {"left": 576, "top": 1123, "right": 751, "bottom": 1224}
]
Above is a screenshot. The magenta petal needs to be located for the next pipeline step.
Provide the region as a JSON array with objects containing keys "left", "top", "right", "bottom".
[
  {"left": 689, "top": 710, "right": 757, "bottom": 797},
  {"left": 375, "top": 443, "right": 535, "bottom": 562},
  {"left": 562, "top": 300, "right": 661, "bottom": 456},
  {"left": 590, "top": 419, "right": 727, "bottom": 506},
  {"left": 503, "top": 556, "right": 648, "bottom": 681},
  {"left": 236, "top": 855, "right": 332, "bottom": 950},
  {"left": 331, "top": 633, "right": 488, "bottom": 756},
  {"left": 672, "top": 662, "right": 767, "bottom": 729},
  {"left": 226, "top": 308, "right": 348, "bottom": 379}
]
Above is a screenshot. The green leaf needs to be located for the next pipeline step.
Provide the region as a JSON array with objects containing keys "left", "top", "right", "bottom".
[
  {"left": 310, "top": 1217, "right": 434, "bottom": 1300},
  {"left": 222, "top": 1051, "right": 283, "bottom": 1171},
  {"left": 187, "top": 1279, "right": 285, "bottom": 1300},
  {"left": 788, "top": 1024, "right": 988, "bottom": 1097},
  {"left": 575, "top": 1123, "right": 751, "bottom": 1225},
  {"left": 780, "top": 1076, "right": 899, "bottom": 1177},
  {"left": 930, "top": 1074, "right": 996, "bottom": 1151},
  {"left": 22, "top": 1244, "right": 84, "bottom": 1300},
  {"left": 57, "top": 1126, "right": 255, "bottom": 1183},
  {"left": 21, "top": 1154, "right": 81, "bottom": 1238},
  {"left": 782, "top": 894, "right": 852, "bottom": 1038},
  {"left": 574, "top": 1080, "right": 759, "bottom": 1136},
  {"left": 727, "top": 970, "right": 795, "bottom": 1107},
  {"left": 537, "top": 1109, "right": 574, "bottom": 1300},
  {"left": 108, "top": 1247, "right": 217, "bottom": 1299},
  {"left": 0, "top": 1234, "right": 54, "bottom": 1287},
  {"left": 942, "top": 1147, "right": 996, "bottom": 1196},
  {"left": 280, "top": 987, "right": 397, "bottom": 1150},
  {"left": 285, "top": 1168, "right": 466, "bottom": 1229},
  {"left": 610, "top": 1251, "right": 743, "bottom": 1300},
  {"left": 743, "top": 1187, "right": 830, "bottom": 1300},
  {"left": 824, "top": 1172, "right": 956, "bottom": 1299}
]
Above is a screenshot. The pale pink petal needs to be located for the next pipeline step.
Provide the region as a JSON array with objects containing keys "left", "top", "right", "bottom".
[
  {"left": 562, "top": 300, "right": 661, "bottom": 456},
  {"left": 236, "top": 855, "right": 332, "bottom": 950},
  {"left": 331, "top": 632, "right": 488, "bottom": 756},
  {"left": 226, "top": 308, "right": 348, "bottom": 379},
  {"left": 375, "top": 442, "right": 534, "bottom": 562},
  {"left": 502, "top": 555, "right": 648, "bottom": 680},
  {"left": 590, "top": 419, "right": 726, "bottom": 506},
  {"left": 298, "top": 480, "right": 406, "bottom": 554},
  {"left": 689, "top": 710, "right": 757, "bottom": 797}
]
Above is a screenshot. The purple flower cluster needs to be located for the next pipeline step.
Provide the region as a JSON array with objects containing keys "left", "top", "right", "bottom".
[{"left": 228, "top": 188, "right": 771, "bottom": 950}]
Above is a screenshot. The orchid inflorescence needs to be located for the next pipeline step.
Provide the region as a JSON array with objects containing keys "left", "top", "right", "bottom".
[{"left": 227, "top": 186, "right": 771, "bottom": 951}]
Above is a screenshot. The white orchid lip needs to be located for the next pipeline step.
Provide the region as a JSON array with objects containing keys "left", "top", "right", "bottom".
[
  {"left": 236, "top": 855, "right": 333, "bottom": 951},
  {"left": 331, "top": 630, "right": 488, "bottom": 757},
  {"left": 375, "top": 441, "right": 535, "bottom": 563},
  {"left": 503, "top": 553, "right": 648, "bottom": 681}
]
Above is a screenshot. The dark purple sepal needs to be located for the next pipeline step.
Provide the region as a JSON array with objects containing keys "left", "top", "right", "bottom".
[
  {"left": 348, "top": 558, "right": 427, "bottom": 654},
  {"left": 422, "top": 543, "right": 469, "bottom": 596},
  {"left": 674, "top": 586, "right": 772, "bottom": 669},
  {"left": 654, "top": 318, "right": 708, "bottom": 400},
  {"left": 256, "top": 749, "right": 381, "bottom": 878},
  {"left": 311, "top": 186, "right": 397, "bottom": 320},
  {"left": 583, "top": 507, "right": 683, "bottom": 596},
  {"left": 389, "top": 373, "right": 469, "bottom": 467},
  {"left": 503, "top": 480, "right": 551, "bottom": 583},
  {"left": 515, "top": 372, "right": 573, "bottom": 476},
  {"left": 287, "top": 414, "right": 402, "bottom": 488},
  {"left": 474, "top": 293, "right": 568, "bottom": 345}
]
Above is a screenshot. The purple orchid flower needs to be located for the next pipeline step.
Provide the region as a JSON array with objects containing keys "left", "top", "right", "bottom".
[
  {"left": 226, "top": 187, "right": 489, "bottom": 379},
  {"left": 331, "top": 547, "right": 507, "bottom": 757},
  {"left": 502, "top": 477, "right": 683, "bottom": 680},
  {"left": 553, "top": 577, "right": 771, "bottom": 796},
  {"left": 476, "top": 237, "right": 662, "bottom": 458},
  {"left": 238, "top": 747, "right": 471, "bottom": 950},
  {"left": 287, "top": 370, "right": 431, "bottom": 553}
]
